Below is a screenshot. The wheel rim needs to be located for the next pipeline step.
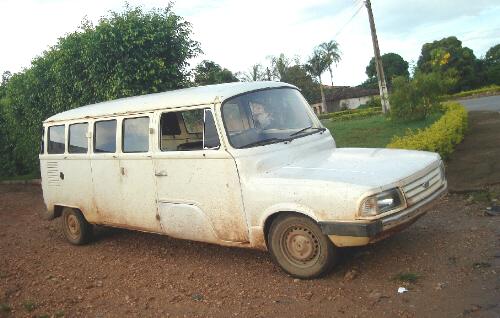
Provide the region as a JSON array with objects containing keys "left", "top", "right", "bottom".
[
  {"left": 280, "top": 226, "right": 320, "bottom": 268},
  {"left": 65, "top": 214, "right": 81, "bottom": 240}
]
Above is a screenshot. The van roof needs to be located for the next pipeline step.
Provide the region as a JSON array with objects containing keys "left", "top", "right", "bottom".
[{"left": 44, "top": 81, "right": 296, "bottom": 123}]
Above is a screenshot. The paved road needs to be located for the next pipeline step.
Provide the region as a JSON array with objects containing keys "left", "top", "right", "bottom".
[{"left": 458, "top": 95, "right": 500, "bottom": 111}]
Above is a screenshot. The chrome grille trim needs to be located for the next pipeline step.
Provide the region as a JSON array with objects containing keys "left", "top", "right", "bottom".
[{"left": 403, "top": 166, "right": 443, "bottom": 206}]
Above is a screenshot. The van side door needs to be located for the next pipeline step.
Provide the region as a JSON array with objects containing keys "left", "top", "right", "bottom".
[{"left": 153, "top": 106, "right": 248, "bottom": 243}]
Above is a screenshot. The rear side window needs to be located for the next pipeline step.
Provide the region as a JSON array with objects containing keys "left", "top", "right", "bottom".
[
  {"left": 40, "top": 127, "right": 45, "bottom": 154},
  {"left": 69, "top": 123, "right": 88, "bottom": 153},
  {"left": 123, "top": 117, "right": 149, "bottom": 153},
  {"left": 47, "top": 125, "right": 65, "bottom": 154},
  {"left": 94, "top": 120, "right": 116, "bottom": 153}
]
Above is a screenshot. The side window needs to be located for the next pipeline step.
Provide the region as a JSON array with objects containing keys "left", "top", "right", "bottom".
[
  {"left": 160, "top": 108, "right": 219, "bottom": 151},
  {"left": 47, "top": 125, "right": 65, "bottom": 154},
  {"left": 40, "top": 127, "right": 45, "bottom": 154},
  {"left": 182, "top": 109, "right": 204, "bottom": 134},
  {"left": 203, "top": 110, "right": 220, "bottom": 149},
  {"left": 94, "top": 120, "right": 116, "bottom": 153},
  {"left": 123, "top": 117, "right": 149, "bottom": 153},
  {"left": 69, "top": 123, "right": 88, "bottom": 154}
]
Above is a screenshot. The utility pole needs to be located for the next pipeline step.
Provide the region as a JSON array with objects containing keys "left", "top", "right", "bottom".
[{"left": 365, "top": 0, "right": 390, "bottom": 113}]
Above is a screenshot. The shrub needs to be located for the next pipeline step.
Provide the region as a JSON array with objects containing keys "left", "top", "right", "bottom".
[
  {"left": 358, "top": 96, "right": 381, "bottom": 109},
  {"left": 390, "top": 72, "right": 455, "bottom": 121},
  {"left": 318, "top": 107, "right": 382, "bottom": 121},
  {"left": 445, "top": 84, "right": 500, "bottom": 99},
  {"left": 387, "top": 102, "right": 467, "bottom": 158}
]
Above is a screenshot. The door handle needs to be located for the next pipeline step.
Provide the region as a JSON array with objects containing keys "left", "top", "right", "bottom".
[{"left": 155, "top": 171, "right": 168, "bottom": 177}]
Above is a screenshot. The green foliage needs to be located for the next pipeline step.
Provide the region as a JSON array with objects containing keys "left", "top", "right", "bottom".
[
  {"left": 306, "top": 48, "right": 330, "bottom": 80},
  {"left": 319, "top": 40, "right": 341, "bottom": 85},
  {"left": 387, "top": 102, "right": 468, "bottom": 158},
  {"left": 193, "top": 60, "right": 238, "bottom": 86},
  {"left": 446, "top": 84, "right": 500, "bottom": 99},
  {"left": 0, "top": 5, "right": 200, "bottom": 176},
  {"left": 322, "top": 112, "right": 442, "bottom": 148},
  {"left": 23, "top": 300, "right": 37, "bottom": 312},
  {"left": 365, "top": 53, "right": 409, "bottom": 87},
  {"left": 318, "top": 107, "right": 382, "bottom": 121},
  {"left": 0, "top": 303, "right": 11, "bottom": 313},
  {"left": 358, "top": 96, "right": 381, "bottom": 109},
  {"left": 484, "top": 44, "right": 500, "bottom": 85},
  {"left": 268, "top": 54, "right": 292, "bottom": 81},
  {"left": 389, "top": 72, "right": 454, "bottom": 121},
  {"left": 393, "top": 272, "right": 420, "bottom": 283},
  {"left": 240, "top": 64, "right": 266, "bottom": 81},
  {"left": 416, "top": 36, "right": 479, "bottom": 92},
  {"left": 280, "top": 65, "right": 320, "bottom": 103}
]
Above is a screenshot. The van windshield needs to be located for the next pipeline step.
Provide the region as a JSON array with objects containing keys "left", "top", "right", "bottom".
[{"left": 222, "top": 88, "right": 320, "bottom": 149}]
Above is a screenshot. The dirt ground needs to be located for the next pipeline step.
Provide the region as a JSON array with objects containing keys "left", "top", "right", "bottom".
[
  {"left": 0, "top": 183, "right": 499, "bottom": 318},
  {"left": 447, "top": 111, "right": 500, "bottom": 192}
]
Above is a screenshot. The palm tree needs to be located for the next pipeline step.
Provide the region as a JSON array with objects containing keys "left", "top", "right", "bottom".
[
  {"left": 306, "top": 49, "right": 330, "bottom": 113},
  {"left": 319, "top": 40, "right": 341, "bottom": 86}
]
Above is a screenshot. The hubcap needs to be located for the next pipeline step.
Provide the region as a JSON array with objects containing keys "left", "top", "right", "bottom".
[
  {"left": 282, "top": 226, "right": 320, "bottom": 267},
  {"left": 66, "top": 214, "right": 80, "bottom": 238}
]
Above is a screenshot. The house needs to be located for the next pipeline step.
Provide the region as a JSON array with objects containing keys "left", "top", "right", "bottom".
[{"left": 310, "top": 86, "right": 379, "bottom": 114}]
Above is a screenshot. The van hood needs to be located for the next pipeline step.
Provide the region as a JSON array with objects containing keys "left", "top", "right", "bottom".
[{"left": 268, "top": 147, "right": 440, "bottom": 190}]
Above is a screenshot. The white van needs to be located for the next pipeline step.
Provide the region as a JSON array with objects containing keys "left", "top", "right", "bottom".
[{"left": 40, "top": 81, "right": 447, "bottom": 278}]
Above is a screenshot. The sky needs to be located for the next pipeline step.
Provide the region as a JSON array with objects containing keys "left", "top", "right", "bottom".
[{"left": 0, "top": 0, "right": 499, "bottom": 86}]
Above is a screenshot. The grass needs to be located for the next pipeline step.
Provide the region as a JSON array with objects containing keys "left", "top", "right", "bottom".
[
  {"left": 393, "top": 272, "right": 420, "bottom": 283},
  {"left": 322, "top": 112, "right": 443, "bottom": 148},
  {"left": 22, "top": 300, "right": 37, "bottom": 312},
  {"left": 0, "top": 303, "right": 12, "bottom": 313}
]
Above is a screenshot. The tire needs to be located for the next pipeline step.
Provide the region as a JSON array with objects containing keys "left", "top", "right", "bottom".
[
  {"left": 268, "top": 213, "right": 338, "bottom": 279},
  {"left": 61, "top": 207, "right": 93, "bottom": 245}
]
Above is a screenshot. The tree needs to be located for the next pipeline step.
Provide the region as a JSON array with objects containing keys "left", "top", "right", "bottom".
[
  {"left": 281, "top": 65, "right": 320, "bottom": 103},
  {"left": 390, "top": 72, "right": 455, "bottom": 121},
  {"left": 306, "top": 48, "right": 329, "bottom": 112},
  {"left": 484, "top": 44, "right": 500, "bottom": 85},
  {"left": 193, "top": 60, "right": 238, "bottom": 85},
  {"left": 1, "top": 5, "right": 201, "bottom": 176},
  {"left": 267, "top": 54, "right": 291, "bottom": 81},
  {"left": 240, "top": 64, "right": 265, "bottom": 82},
  {"left": 319, "top": 40, "right": 341, "bottom": 86},
  {"left": 416, "top": 36, "right": 479, "bottom": 92},
  {"left": 365, "top": 53, "right": 409, "bottom": 87}
]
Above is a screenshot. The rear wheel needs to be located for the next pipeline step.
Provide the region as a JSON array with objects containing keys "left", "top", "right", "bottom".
[
  {"left": 61, "top": 207, "right": 93, "bottom": 245},
  {"left": 268, "top": 214, "right": 338, "bottom": 279}
]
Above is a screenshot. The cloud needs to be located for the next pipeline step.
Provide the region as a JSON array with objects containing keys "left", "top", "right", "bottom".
[{"left": 373, "top": 0, "right": 499, "bottom": 35}]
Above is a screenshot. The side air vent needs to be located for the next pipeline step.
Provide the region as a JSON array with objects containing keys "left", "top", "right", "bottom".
[{"left": 46, "top": 161, "right": 61, "bottom": 186}]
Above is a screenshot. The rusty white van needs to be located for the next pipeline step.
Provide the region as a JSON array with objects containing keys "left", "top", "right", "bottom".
[{"left": 40, "top": 81, "right": 447, "bottom": 278}]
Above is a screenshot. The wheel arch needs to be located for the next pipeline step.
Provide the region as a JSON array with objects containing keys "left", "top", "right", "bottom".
[{"left": 262, "top": 210, "right": 319, "bottom": 248}]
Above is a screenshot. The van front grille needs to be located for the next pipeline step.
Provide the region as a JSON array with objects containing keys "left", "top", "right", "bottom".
[{"left": 402, "top": 166, "right": 443, "bottom": 206}]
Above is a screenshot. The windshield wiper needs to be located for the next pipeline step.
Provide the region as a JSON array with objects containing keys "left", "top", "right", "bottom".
[
  {"left": 240, "top": 137, "right": 290, "bottom": 149},
  {"left": 289, "top": 126, "right": 326, "bottom": 137}
]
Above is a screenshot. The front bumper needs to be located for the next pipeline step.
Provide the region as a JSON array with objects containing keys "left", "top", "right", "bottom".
[{"left": 319, "top": 182, "right": 447, "bottom": 247}]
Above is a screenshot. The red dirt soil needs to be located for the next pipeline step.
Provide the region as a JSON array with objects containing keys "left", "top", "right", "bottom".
[{"left": 0, "top": 184, "right": 498, "bottom": 318}]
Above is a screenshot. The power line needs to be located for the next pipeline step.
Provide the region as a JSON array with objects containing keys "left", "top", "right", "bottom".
[{"left": 333, "top": 2, "right": 365, "bottom": 39}]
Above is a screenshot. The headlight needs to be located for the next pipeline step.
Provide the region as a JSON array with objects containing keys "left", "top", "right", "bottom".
[{"left": 359, "top": 188, "right": 404, "bottom": 217}]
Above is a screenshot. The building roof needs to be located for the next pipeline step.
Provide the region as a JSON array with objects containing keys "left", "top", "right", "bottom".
[
  {"left": 326, "top": 87, "right": 379, "bottom": 101},
  {"left": 45, "top": 81, "right": 296, "bottom": 123}
]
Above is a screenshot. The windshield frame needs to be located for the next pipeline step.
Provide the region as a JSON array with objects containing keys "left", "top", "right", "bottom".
[{"left": 220, "top": 87, "right": 322, "bottom": 149}]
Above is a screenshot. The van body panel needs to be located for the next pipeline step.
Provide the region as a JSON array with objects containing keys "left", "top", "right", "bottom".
[
  {"left": 153, "top": 149, "right": 249, "bottom": 242},
  {"left": 39, "top": 81, "right": 446, "bottom": 268}
]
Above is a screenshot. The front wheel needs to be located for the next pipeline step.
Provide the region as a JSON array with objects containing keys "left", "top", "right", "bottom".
[
  {"left": 268, "top": 214, "right": 338, "bottom": 279},
  {"left": 61, "top": 207, "right": 93, "bottom": 245}
]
